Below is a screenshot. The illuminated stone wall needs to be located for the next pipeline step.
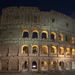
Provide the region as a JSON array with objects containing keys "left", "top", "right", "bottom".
[{"left": 0, "top": 6, "right": 75, "bottom": 72}]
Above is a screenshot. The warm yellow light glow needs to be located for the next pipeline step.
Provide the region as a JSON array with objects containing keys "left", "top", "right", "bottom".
[
  {"left": 42, "top": 31, "right": 48, "bottom": 39},
  {"left": 72, "top": 49, "right": 75, "bottom": 55},
  {"left": 51, "top": 61, "right": 55, "bottom": 69},
  {"left": 51, "top": 46, "right": 57, "bottom": 54},
  {"left": 66, "top": 48, "right": 70, "bottom": 55},
  {"left": 59, "top": 47, "right": 64, "bottom": 55},
  {"left": 42, "top": 61, "right": 47, "bottom": 69},
  {"left": 32, "top": 45, "right": 39, "bottom": 53},
  {"left": 22, "top": 30, "right": 29, "bottom": 38},
  {"left": 71, "top": 37, "right": 74, "bottom": 44},
  {"left": 21, "top": 45, "right": 28, "bottom": 54},
  {"left": 42, "top": 45, "right": 48, "bottom": 54},
  {"left": 51, "top": 32, "right": 56, "bottom": 40},
  {"left": 59, "top": 33, "right": 63, "bottom": 41}
]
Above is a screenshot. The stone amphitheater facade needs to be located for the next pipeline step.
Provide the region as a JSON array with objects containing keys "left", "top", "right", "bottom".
[{"left": 0, "top": 6, "right": 75, "bottom": 72}]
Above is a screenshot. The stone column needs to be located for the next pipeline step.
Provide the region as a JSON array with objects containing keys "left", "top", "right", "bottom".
[
  {"left": 56, "top": 59, "right": 59, "bottom": 71},
  {"left": 0, "top": 60, "right": 1, "bottom": 71},
  {"left": 18, "top": 59, "right": 22, "bottom": 72},
  {"left": 39, "top": 30, "right": 41, "bottom": 40},
  {"left": 18, "top": 44, "right": 21, "bottom": 56},
  {"left": 48, "top": 59, "right": 50, "bottom": 72},
  {"left": 38, "top": 59, "right": 40, "bottom": 72},
  {"left": 64, "top": 46, "right": 66, "bottom": 57},
  {"left": 29, "top": 59, "right": 32, "bottom": 71},
  {"left": 64, "top": 60, "right": 66, "bottom": 70},
  {"left": 70, "top": 48, "right": 72, "bottom": 57},
  {"left": 28, "top": 58, "right": 31, "bottom": 71},
  {"left": 70, "top": 60, "right": 72, "bottom": 70},
  {"left": 8, "top": 59, "right": 11, "bottom": 71},
  {"left": 39, "top": 44, "right": 41, "bottom": 56},
  {"left": 29, "top": 30, "right": 32, "bottom": 39},
  {"left": 56, "top": 31, "right": 59, "bottom": 42}
]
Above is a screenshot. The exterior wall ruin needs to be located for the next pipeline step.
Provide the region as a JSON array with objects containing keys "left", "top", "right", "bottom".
[{"left": 0, "top": 6, "right": 75, "bottom": 72}]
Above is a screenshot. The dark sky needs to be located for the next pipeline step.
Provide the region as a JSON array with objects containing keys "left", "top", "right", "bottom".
[{"left": 0, "top": 0, "right": 75, "bottom": 19}]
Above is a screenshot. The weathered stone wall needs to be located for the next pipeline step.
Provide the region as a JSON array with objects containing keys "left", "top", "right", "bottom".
[{"left": 0, "top": 6, "right": 75, "bottom": 72}]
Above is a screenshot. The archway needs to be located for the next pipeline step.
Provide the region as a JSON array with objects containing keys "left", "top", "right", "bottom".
[
  {"left": 59, "top": 47, "right": 64, "bottom": 55},
  {"left": 22, "top": 30, "right": 29, "bottom": 38},
  {"left": 21, "top": 45, "right": 28, "bottom": 54},
  {"left": 42, "top": 45, "right": 48, "bottom": 54},
  {"left": 41, "top": 61, "right": 47, "bottom": 70},
  {"left": 32, "top": 45, "right": 39, "bottom": 54},
  {"left": 59, "top": 33, "right": 63, "bottom": 41},
  {"left": 59, "top": 61, "right": 64, "bottom": 70},
  {"left": 51, "top": 32, "right": 56, "bottom": 40},
  {"left": 42, "top": 31, "right": 48, "bottom": 39},
  {"left": 32, "top": 61, "right": 37, "bottom": 69},
  {"left": 51, "top": 61, "right": 56, "bottom": 70},
  {"left": 22, "top": 61, "right": 28, "bottom": 71},
  {"left": 32, "top": 30, "right": 39, "bottom": 38},
  {"left": 51, "top": 46, "right": 57, "bottom": 54}
]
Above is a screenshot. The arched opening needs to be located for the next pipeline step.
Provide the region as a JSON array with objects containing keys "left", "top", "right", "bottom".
[
  {"left": 21, "top": 45, "right": 28, "bottom": 54},
  {"left": 51, "top": 46, "right": 57, "bottom": 54},
  {"left": 59, "top": 47, "right": 64, "bottom": 55},
  {"left": 59, "top": 33, "right": 63, "bottom": 41},
  {"left": 32, "top": 45, "right": 39, "bottom": 54},
  {"left": 66, "top": 61, "right": 70, "bottom": 70},
  {"left": 41, "top": 61, "right": 47, "bottom": 70},
  {"left": 65, "top": 35, "right": 69, "bottom": 42},
  {"left": 71, "top": 37, "right": 74, "bottom": 44},
  {"left": 51, "top": 61, "right": 56, "bottom": 70},
  {"left": 22, "top": 61, "right": 28, "bottom": 70},
  {"left": 66, "top": 48, "right": 70, "bottom": 55},
  {"left": 42, "top": 45, "right": 48, "bottom": 54},
  {"left": 22, "top": 30, "right": 29, "bottom": 38},
  {"left": 42, "top": 31, "right": 48, "bottom": 39},
  {"left": 51, "top": 32, "right": 56, "bottom": 40},
  {"left": 32, "top": 61, "right": 37, "bottom": 69},
  {"left": 59, "top": 61, "right": 64, "bottom": 70},
  {"left": 72, "top": 49, "right": 75, "bottom": 56},
  {"left": 32, "top": 30, "right": 39, "bottom": 38}
]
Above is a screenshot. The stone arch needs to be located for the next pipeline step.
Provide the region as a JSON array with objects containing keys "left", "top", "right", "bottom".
[
  {"left": 22, "top": 30, "right": 29, "bottom": 38},
  {"left": 32, "top": 61, "right": 38, "bottom": 69},
  {"left": 51, "top": 61, "right": 56, "bottom": 70},
  {"left": 72, "top": 49, "right": 75, "bottom": 56},
  {"left": 22, "top": 61, "right": 28, "bottom": 70},
  {"left": 21, "top": 45, "right": 28, "bottom": 54},
  {"left": 59, "top": 47, "right": 64, "bottom": 55},
  {"left": 42, "top": 31, "right": 48, "bottom": 39},
  {"left": 59, "top": 33, "right": 63, "bottom": 41},
  {"left": 51, "top": 32, "right": 56, "bottom": 40},
  {"left": 42, "top": 45, "right": 48, "bottom": 54},
  {"left": 59, "top": 61, "right": 64, "bottom": 70},
  {"left": 51, "top": 46, "right": 57, "bottom": 54},
  {"left": 32, "top": 45, "right": 39, "bottom": 54},
  {"left": 41, "top": 61, "right": 47, "bottom": 70},
  {"left": 32, "top": 30, "right": 39, "bottom": 38},
  {"left": 66, "top": 48, "right": 70, "bottom": 55},
  {"left": 71, "top": 37, "right": 74, "bottom": 44}
]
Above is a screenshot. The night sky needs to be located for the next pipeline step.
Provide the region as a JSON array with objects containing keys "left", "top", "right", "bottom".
[{"left": 0, "top": 0, "right": 75, "bottom": 19}]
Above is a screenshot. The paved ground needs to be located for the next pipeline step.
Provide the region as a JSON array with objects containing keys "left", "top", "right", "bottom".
[{"left": 0, "top": 71, "right": 75, "bottom": 75}]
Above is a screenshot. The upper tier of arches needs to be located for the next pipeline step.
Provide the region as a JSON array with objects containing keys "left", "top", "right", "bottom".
[{"left": 22, "top": 30, "right": 75, "bottom": 44}]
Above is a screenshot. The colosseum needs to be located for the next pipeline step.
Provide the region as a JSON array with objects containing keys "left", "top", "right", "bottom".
[{"left": 0, "top": 6, "right": 75, "bottom": 72}]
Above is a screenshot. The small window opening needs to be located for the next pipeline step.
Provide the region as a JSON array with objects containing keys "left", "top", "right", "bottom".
[{"left": 52, "top": 19, "right": 55, "bottom": 22}]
